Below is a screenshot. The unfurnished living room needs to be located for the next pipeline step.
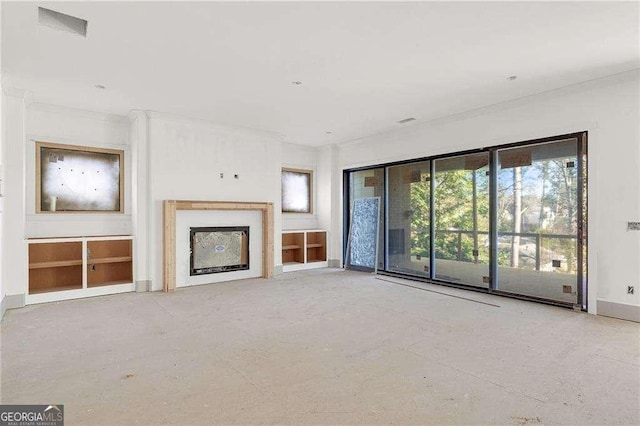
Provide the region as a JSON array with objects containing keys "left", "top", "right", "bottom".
[{"left": 1, "top": 1, "right": 639, "bottom": 425}]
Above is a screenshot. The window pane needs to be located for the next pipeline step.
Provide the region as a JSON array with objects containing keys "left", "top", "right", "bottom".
[
  {"left": 386, "top": 161, "right": 430, "bottom": 277},
  {"left": 434, "top": 153, "right": 490, "bottom": 287},
  {"left": 282, "top": 170, "right": 311, "bottom": 213},
  {"left": 496, "top": 139, "right": 579, "bottom": 303}
]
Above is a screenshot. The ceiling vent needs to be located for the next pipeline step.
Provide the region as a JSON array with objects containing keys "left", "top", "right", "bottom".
[
  {"left": 398, "top": 117, "right": 416, "bottom": 124},
  {"left": 38, "top": 7, "right": 87, "bottom": 37}
]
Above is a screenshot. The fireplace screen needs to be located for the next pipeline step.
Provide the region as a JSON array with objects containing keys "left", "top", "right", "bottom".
[{"left": 190, "top": 227, "right": 249, "bottom": 276}]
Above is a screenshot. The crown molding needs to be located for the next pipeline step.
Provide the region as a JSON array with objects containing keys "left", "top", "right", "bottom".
[
  {"left": 338, "top": 68, "right": 639, "bottom": 149},
  {"left": 144, "top": 110, "right": 284, "bottom": 141}
]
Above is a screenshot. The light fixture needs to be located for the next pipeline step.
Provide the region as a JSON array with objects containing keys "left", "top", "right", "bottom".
[
  {"left": 94, "top": 84, "right": 106, "bottom": 89},
  {"left": 507, "top": 75, "right": 517, "bottom": 81},
  {"left": 291, "top": 81, "right": 303, "bottom": 85}
]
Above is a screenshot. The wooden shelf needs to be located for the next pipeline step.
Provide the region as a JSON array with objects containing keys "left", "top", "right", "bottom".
[
  {"left": 28, "top": 284, "right": 83, "bottom": 294},
  {"left": 89, "top": 256, "right": 132, "bottom": 265},
  {"left": 28, "top": 236, "right": 133, "bottom": 297},
  {"left": 282, "top": 232, "right": 305, "bottom": 264},
  {"left": 29, "top": 260, "right": 83, "bottom": 269},
  {"left": 88, "top": 280, "right": 132, "bottom": 288},
  {"left": 306, "top": 243, "right": 324, "bottom": 248}
]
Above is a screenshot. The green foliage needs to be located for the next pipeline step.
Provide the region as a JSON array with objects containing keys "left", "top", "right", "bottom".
[
  {"left": 402, "top": 154, "right": 579, "bottom": 274},
  {"left": 408, "top": 167, "right": 489, "bottom": 262}
]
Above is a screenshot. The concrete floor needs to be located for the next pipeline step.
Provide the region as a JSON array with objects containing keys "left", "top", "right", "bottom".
[{"left": 1, "top": 268, "right": 639, "bottom": 425}]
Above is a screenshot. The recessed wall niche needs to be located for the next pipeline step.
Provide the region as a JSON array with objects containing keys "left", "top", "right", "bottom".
[{"left": 36, "top": 141, "right": 124, "bottom": 213}]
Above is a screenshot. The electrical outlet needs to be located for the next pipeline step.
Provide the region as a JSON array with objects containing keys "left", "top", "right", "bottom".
[{"left": 628, "top": 286, "right": 635, "bottom": 295}]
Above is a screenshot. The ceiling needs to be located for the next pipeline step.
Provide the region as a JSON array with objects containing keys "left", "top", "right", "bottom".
[{"left": 2, "top": 1, "right": 639, "bottom": 146}]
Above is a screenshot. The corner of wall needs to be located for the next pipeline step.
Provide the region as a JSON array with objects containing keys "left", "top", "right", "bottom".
[
  {"left": 0, "top": 295, "right": 5, "bottom": 321},
  {"left": 1, "top": 293, "right": 26, "bottom": 319}
]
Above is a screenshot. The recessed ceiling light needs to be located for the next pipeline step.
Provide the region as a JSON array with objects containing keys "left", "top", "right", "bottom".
[
  {"left": 291, "top": 81, "right": 303, "bottom": 85},
  {"left": 398, "top": 117, "right": 416, "bottom": 124},
  {"left": 507, "top": 75, "right": 518, "bottom": 81},
  {"left": 94, "top": 84, "right": 106, "bottom": 89}
]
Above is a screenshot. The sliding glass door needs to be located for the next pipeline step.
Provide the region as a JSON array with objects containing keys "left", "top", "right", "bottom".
[
  {"left": 433, "top": 153, "right": 490, "bottom": 287},
  {"left": 386, "top": 161, "right": 431, "bottom": 277},
  {"left": 344, "top": 132, "right": 586, "bottom": 308},
  {"left": 496, "top": 139, "right": 580, "bottom": 303}
]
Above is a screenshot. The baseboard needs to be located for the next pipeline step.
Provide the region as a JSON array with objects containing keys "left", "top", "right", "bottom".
[
  {"left": 135, "top": 280, "right": 151, "bottom": 292},
  {"left": 273, "top": 265, "right": 283, "bottom": 275},
  {"left": 1, "top": 294, "right": 26, "bottom": 320},
  {"left": 328, "top": 259, "right": 341, "bottom": 268},
  {"left": 597, "top": 300, "right": 640, "bottom": 323}
]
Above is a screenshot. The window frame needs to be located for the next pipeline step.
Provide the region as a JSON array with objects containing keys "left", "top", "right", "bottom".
[
  {"left": 281, "top": 167, "right": 313, "bottom": 214},
  {"left": 35, "top": 141, "right": 125, "bottom": 214}
]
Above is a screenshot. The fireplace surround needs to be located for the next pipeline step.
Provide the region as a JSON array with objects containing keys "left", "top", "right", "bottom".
[{"left": 163, "top": 200, "right": 274, "bottom": 292}]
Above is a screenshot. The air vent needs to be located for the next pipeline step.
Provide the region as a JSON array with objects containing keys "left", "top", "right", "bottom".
[
  {"left": 38, "top": 7, "right": 87, "bottom": 37},
  {"left": 398, "top": 117, "right": 416, "bottom": 124}
]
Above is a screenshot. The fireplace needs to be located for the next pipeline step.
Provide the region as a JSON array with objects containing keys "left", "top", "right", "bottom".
[{"left": 190, "top": 226, "right": 249, "bottom": 276}]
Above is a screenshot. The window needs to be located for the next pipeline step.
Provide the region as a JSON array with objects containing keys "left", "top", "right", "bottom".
[
  {"left": 36, "top": 141, "right": 124, "bottom": 213},
  {"left": 281, "top": 168, "right": 312, "bottom": 213}
]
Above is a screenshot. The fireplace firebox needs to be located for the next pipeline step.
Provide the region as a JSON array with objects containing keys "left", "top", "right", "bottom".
[{"left": 190, "top": 226, "right": 249, "bottom": 276}]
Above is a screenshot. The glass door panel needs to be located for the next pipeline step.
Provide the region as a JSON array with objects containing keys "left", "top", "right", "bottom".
[
  {"left": 496, "top": 139, "right": 579, "bottom": 303},
  {"left": 349, "top": 168, "right": 385, "bottom": 270},
  {"left": 434, "top": 153, "right": 490, "bottom": 287},
  {"left": 386, "top": 161, "right": 430, "bottom": 277}
]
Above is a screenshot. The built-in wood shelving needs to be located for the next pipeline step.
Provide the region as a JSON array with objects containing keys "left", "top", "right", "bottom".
[
  {"left": 27, "top": 236, "right": 134, "bottom": 303},
  {"left": 282, "top": 230, "right": 328, "bottom": 272}
]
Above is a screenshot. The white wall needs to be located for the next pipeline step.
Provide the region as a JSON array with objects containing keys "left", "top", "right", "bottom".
[
  {"left": 1, "top": 90, "right": 27, "bottom": 299},
  {"left": 24, "top": 103, "right": 132, "bottom": 238},
  {"left": 317, "top": 144, "right": 341, "bottom": 264},
  {"left": 338, "top": 70, "right": 640, "bottom": 313},
  {"left": 281, "top": 142, "right": 320, "bottom": 231},
  {"left": 147, "top": 113, "right": 283, "bottom": 291},
  {"left": 281, "top": 142, "right": 341, "bottom": 264},
  {"left": 129, "top": 111, "right": 151, "bottom": 288},
  {"left": 0, "top": 99, "right": 132, "bottom": 300}
]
